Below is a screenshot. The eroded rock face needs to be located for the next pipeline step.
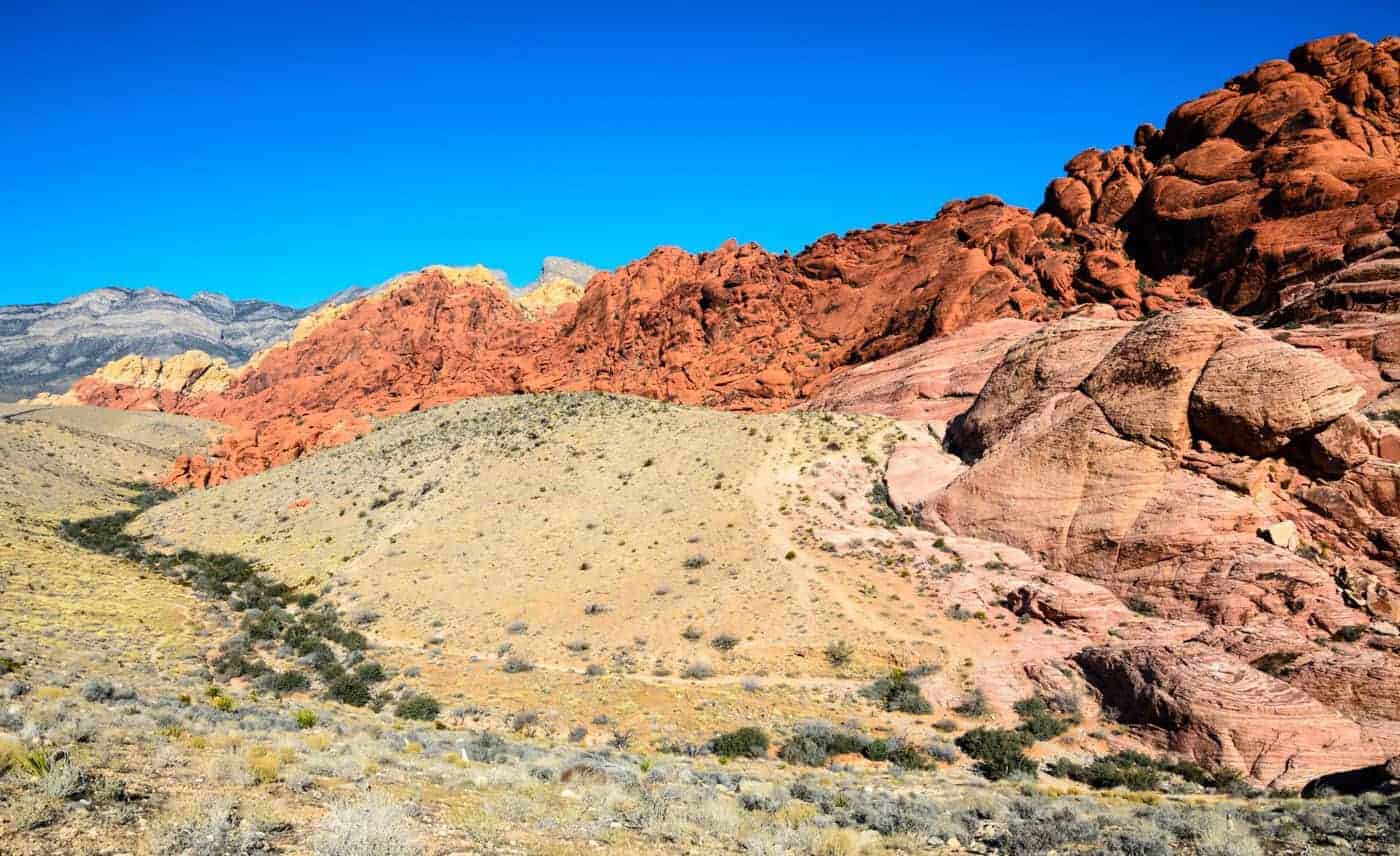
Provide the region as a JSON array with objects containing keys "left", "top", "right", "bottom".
[
  {"left": 41, "top": 350, "right": 236, "bottom": 411},
  {"left": 908, "top": 305, "right": 1400, "bottom": 785},
  {"left": 1043, "top": 34, "right": 1400, "bottom": 314},
  {"left": 1077, "top": 643, "right": 1400, "bottom": 789},
  {"left": 800, "top": 317, "right": 1041, "bottom": 421},
  {"left": 933, "top": 309, "right": 1382, "bottom": 628}
]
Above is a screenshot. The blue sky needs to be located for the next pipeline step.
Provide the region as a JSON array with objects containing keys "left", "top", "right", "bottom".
[{"left": 1, "top": 2, "right": 1392, "bottom": 308}]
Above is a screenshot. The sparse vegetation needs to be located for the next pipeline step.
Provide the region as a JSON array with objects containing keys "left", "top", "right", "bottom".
[
  {"left": 710, "top": 726, "right": 770, "bottom": 758},
  {"left": 956, "top": 727, "right": 1037, "bottom": 780},
  {"left": 394, "top": 693, "right": 441, "bottom": 721},
  {"left": 863, "top": 669, "right": 932, "bottom": 714},
  {"left": 824, "top": 639, "right": 853, "bottom": 667}
]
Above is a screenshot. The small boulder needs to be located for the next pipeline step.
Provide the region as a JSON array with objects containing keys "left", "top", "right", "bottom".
[{"left": 1261, "top": 520, "right": 1300, "bottom": 551}]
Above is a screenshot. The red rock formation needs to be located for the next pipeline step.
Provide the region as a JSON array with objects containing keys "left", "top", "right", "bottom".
[
  {"left": 1043, "top": 33, "right": 1400, "bottom": 314},
  {"left": 68, "top": 34, "right": 1400, "bottom": 492}
]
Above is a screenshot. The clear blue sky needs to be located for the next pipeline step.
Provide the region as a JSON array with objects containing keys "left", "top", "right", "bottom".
[{"left": 1, "top": 2, "right": 1391, "bottom": 308}]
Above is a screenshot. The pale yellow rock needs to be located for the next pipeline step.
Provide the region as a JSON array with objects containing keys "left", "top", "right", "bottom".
[
  {"left": 1260, "top": 520, "right": 1300, "bottom": 551},
  {"left": 91, "top": 350, "right": 234, "bottom": 395},
  {"left": 515, "top": 275, "right": 585, "bottom": 317}
]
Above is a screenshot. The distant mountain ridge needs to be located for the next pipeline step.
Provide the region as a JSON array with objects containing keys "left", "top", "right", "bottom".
[
  {"left": 0, "top": 257, "right": 598, "bottom": 401},
  {"left": 0, "top": 286, "right": 311, "bottom": 401}
]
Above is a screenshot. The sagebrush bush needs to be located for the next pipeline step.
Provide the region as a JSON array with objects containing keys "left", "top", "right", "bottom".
[
  {"left": 681, "top": 661, "right": 714, "bottom": 680},
  {"left": 824, "top": 639, "right": 853, "bottom": 667},
  {"left": 394, "top": 693, "right": 441, "bottom": 721},
  {"left": 710, "top": 726, "right": 770, "bottom": 758},
  {"left": 864, "top": 670, "right": 931, "bottom": 714},
  {"left": 150, "top": 798, "right": 266, "bottom": 856},
  {"left": 956, "top": 727, "right": 1037, "bottom": 780},
  {"left": 312, "top": 795, "right": 421, "bottom": 856},
  {"left": 327, "top": 675, "right": 371, "bottom": 707},
  {"left": 1014, "top": 696, "right": 1072, "bottom": 740},
  {"left": 271, "top": 670, "right": 311, "bottom": 694}
]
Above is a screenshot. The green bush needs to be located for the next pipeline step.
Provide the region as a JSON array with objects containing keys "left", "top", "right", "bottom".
[
  {"left": 710, "top": 726, "right": 770, "bottom": 758},
  {"left": 824, "top": 639, "right": 853, "bottom": 667},
  {"left": 1333, "top": 625, "right": 1367, "bottom": 643},
  {"left": 395, "top": 693, "right": 441, "bottom": 721},
  {"left": 1014, "top": 696, "right": 1072, "bottom": 740},
  {"left": 864, "top": 670, "right": 932, "bottom": 714},
  {"left": 326, "top": 674, "right": 371, "bottom": 707},
  {"left": 1046, "top": 750, "right": 1251, "bottom": 794},
  {"left": 354, "top": 661, "right": 386, "bottom": 683},
  {"left": 955, "top": 727, "right": 1037, "bottom": 780},
  {"left": 293, "top": 709, "right": 318, "bottom": 729},
  {"left": 270, "top": 670, "right": 311, "bottom": 694}
]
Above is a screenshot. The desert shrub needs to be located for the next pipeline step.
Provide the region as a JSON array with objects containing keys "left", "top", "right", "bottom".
[
  {"left": 878, "top": 740, "right": 931, "bottom": 770},
  {"left": 956, "top": 727, "right": 1037, "bottom": 780},
  {"left": 584, "top": 663, "right": 606, "bottom": 677},
  {"left": 953, "top": 689, "right": 988, "bottom": 717},
  {"left": 294, "top": 709, "right": 319, "bottom": 729},
  {"left": 710, "top": 726, "right": 770, "bottom": 758},
  {"left": 501, "top": 656, "right": 534, "bottom": 674},
  {"left": 1251, "top": 650, "right": 1302, "bottom": 677},
  {"left": 312, "top": 795, "right": 420, "bottom": 856},
  {"left": 150, "top": 798, "right": 267, "bottom": 856},
  {"left": 1047, "top": 750, "right": 1249, "bottom": 795},
  {"left": 681, "top": 661, "right": 714, "bottom": 680},
  {"left": 510, "top": 711, "right": 539, "bottom": 733},
  {"left": 710, "top": 633, "right": 740, "bottom": 652},
  {"left": 824, "top": 639, "right": 853, "bottom": 667},
  {"left": 81, "top": 678, "right": 114, "bottom": 702},
  {"left": 927, "top": 739, "right": 959, "bottom": 764},
  {"left": 1126, "top": 597, "right": 1158, "bottom": 616},
  {"left": 683, "top": 554, "right": 710, "bottom": 569},
  {"left": 864, "top": 669, "right": 932, "bottom": 714},
  {"left": 681, "top": 625, "right": 704, "bottom": 641},
  {"left": 38, "top": 761, "right": 88, "bottom": 800},
  {"left": 1333, "top": 625, "right": 1367, "bottom": 642},
  {"left": 271, "top": 670, "right": 311, "bottom": 694},
  {"left": 1048, "top": 752, "right": 1161, "bottom": 791},
  {"left": 394, "top": 693, "right": 441, "bottom": 721},
  {"left": 505, "top": 620, "right": 528, "bottom": 634},
  {"left": 326, "top": 674, "right": 371, "bottom": 707},
  {"left": 353, "top": 661, "right": 386, "bottom": 683},
  {"left": 995, "top": 797, "right": 1103, "bottom": 855},
  {"left": 1014, "top": 695, "right": 1072, "bottom": 740},
  {"left": 868, "top": 480, "right": 907, "bottom": 527},
  {"left": 778, "top": 722, "right": 925, "bottom": 767}
]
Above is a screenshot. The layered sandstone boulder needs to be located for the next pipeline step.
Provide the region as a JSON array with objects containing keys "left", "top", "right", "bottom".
[{"left": 1076, "top": 643, "right": 1400, "bottom": 790}]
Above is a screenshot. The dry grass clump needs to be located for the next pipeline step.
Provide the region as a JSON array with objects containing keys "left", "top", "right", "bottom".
[{"left": 311, "top": 794, "right": 421, "bottom": 856}]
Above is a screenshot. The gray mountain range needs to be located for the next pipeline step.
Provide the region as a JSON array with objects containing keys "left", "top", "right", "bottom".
[{"left": 0, "top": 287, "right": 335, "bottom": 401}]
